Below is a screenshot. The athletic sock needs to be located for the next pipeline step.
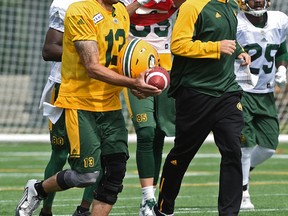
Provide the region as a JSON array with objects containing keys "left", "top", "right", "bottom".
[
  {"left": 39, "top": 209, "right": 52, "bottom": 216},
  {"left": 141, "top": 186, "right": 155, "bottom": 204},
  {"left": 243, "top": 184, "right": 248, "bottom": 191},
  {"left": 241, "top": 147, "right": 253, "bottom": 186},
  {"left": 34, "top": 181, "right": 48, "bottom": 199},
  {"left": 75, "top": 205, "right": 89, "bottom": 213}
]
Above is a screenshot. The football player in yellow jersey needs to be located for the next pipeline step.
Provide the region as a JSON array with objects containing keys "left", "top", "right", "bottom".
[
  {"left": 39, "top": 0, "right": 97, "bottom": 215},
  {"left": 15, "top": 0, "right": 161, "bottom": 216}
]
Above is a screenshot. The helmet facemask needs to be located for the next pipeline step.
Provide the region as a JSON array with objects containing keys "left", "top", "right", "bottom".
[{"left": 238, "top": 0, "right": 270, "bottom": 17}]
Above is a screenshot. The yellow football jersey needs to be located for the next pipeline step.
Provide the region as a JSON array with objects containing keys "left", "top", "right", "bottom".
[{"left": 55, "top": 0, "right": 130, "bottom": 112}]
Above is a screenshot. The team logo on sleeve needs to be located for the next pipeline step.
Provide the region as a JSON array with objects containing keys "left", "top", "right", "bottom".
[
  {"left": 215, "top": 12, "right": 221, "bottom": 18},
  {"left": 77, "top": 18, "right": 85, "bottom": 25}
]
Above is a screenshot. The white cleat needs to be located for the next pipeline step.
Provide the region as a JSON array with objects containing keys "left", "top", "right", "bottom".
[
  {"left": 240, "top": 190, "right": 255, "bottom": 210},
  {"left": 15, "top": 179, "right": 43, "bottom": 216},
  {"left": 139, "top": 198, "right": 157, "bottom": 216}
]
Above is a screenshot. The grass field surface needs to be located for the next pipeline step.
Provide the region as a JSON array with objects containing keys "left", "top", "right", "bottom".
[{"left": 0, "top": 141, "right": 287, "bottom": 215}]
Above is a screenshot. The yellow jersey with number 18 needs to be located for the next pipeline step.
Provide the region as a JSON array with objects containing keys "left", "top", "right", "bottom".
[{"left": 55, "top": 0, "right": 129, "bottom": 112}]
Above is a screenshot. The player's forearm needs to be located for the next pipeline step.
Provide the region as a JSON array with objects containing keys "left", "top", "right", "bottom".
[
  {"left": 42, "top": 44, "right": 62, "bottom": 62},
  {"left": 75, "top": 41, "right": 135, "bottom": 88},
  {"left": 86, "top": 63, "right": 135, "bottom": 89},
  {"left": 275, "top": 42, "right": 288, "bottom": 67},
  {"left": 275, "top": 54, "right": 288, "bottom": 69},
  {"left": 42, "top": 28, "right": 63, "bottom": 62}
]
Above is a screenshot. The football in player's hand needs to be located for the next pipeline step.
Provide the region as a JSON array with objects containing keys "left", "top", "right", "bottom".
[{"left": 145, "top": 66, "right": 170, "bottom": 90}]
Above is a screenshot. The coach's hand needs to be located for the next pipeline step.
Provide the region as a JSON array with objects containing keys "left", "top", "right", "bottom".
[{"left": 220, "top": 40, "right": 236, "bottom": 56}]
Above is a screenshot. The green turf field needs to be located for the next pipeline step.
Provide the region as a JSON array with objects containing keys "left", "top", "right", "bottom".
[{"left": 0, "top": 141, "right": 287, "bottom": 215}]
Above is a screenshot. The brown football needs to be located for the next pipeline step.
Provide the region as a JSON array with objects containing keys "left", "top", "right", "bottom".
[{"left": 145, "top": 66, "right": 170, "bottom": 90}]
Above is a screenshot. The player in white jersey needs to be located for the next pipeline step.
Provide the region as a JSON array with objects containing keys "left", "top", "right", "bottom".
[
  {"left": 236, "top": 0, "right": 288, "bottom": 210},
  {"left": 39, "top": 0, "right": 94, "bottom": 215}
]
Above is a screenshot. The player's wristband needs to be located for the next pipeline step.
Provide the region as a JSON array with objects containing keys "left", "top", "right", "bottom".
[{"left": 277, "top": 65, "right": 287, "bottom": 74}]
